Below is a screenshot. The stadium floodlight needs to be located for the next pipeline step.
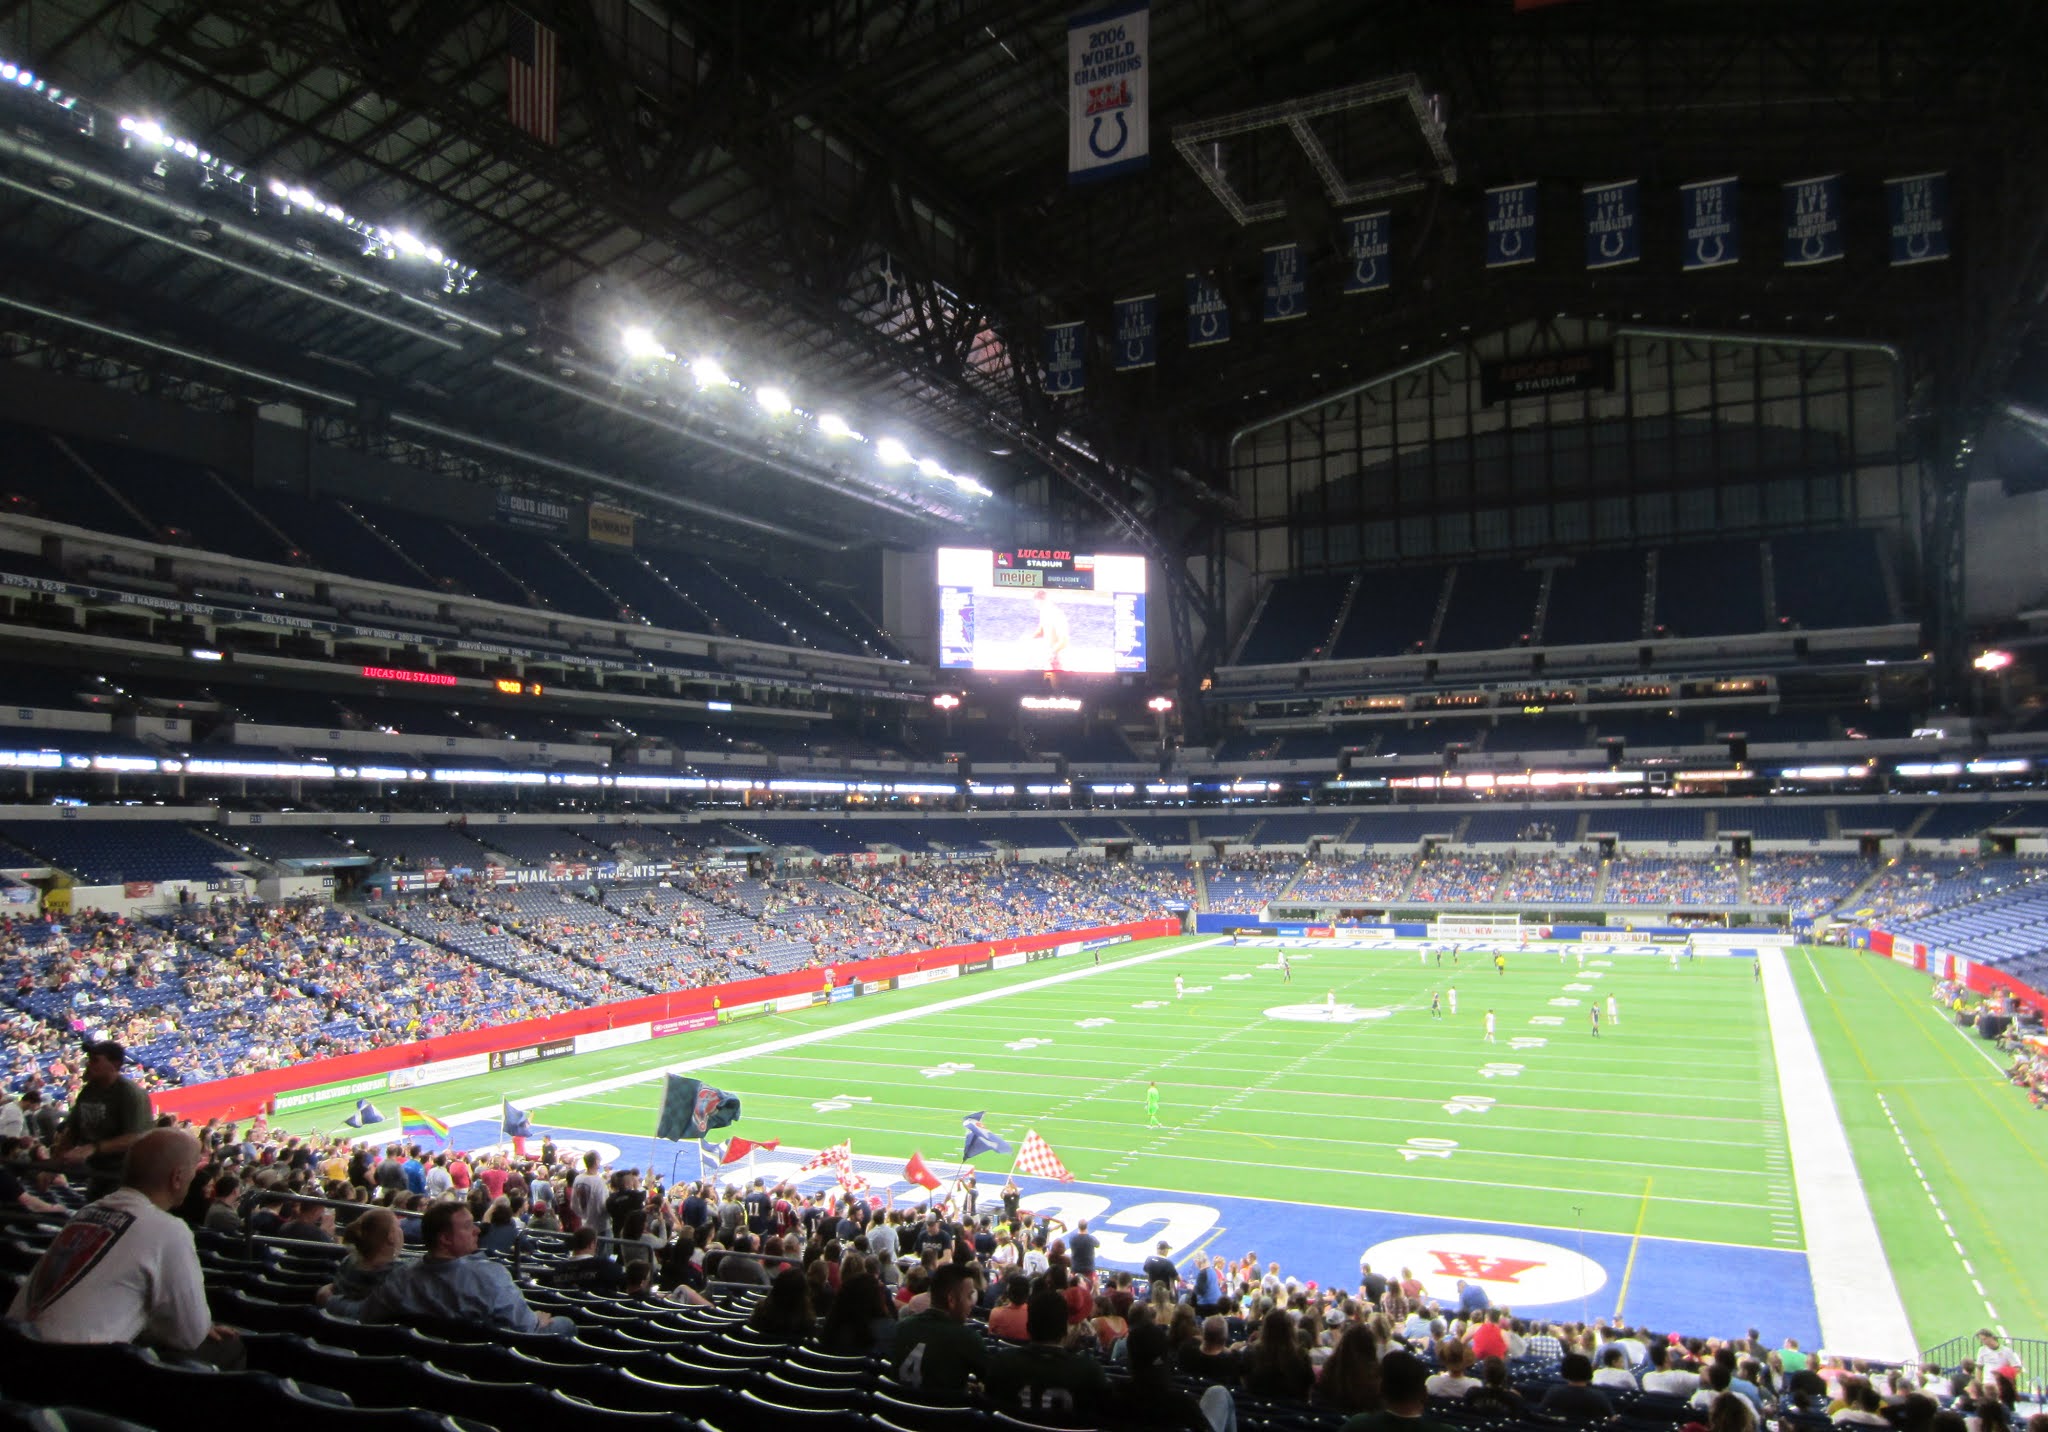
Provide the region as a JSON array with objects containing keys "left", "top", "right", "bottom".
[
  {"left": 817, "top": 413, "right": 855, "bottom": 438},
  {"left": 1147, "top": 696, "right": 1175, "bottom": 714},
  {"left": 916, "top": 457, "right": 945, "bottom": 478},
  {"left": 621, "top": 326, "right": 671, "bottom": 362},
  {"left": 690, "top": 356, "right": 731, "bottom": 389},
  {"left": 1974, "top": 649, "right": 2014, "bottom": 672},
  {"left": 876, "top": 437, "right": 912, "bottom": 466},
  {"left": 755, "top": 385, "right": 792, "bottom": 415},
  {"left": 931, "top": 694, "right": 961, "bottom": 711}
]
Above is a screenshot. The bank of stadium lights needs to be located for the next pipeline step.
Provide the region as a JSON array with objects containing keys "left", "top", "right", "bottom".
[
  {"left": 1, "top": 60, "right": 76, "bottom": 110},
  {"left": 1975, "top": 649, "right": 2015, "bottom": 673},
  {"left": 621, "top": 327, "right": 990, "bottom": 498}
]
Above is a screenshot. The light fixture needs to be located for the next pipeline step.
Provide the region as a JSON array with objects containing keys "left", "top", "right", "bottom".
[
  {"left": 1975, "top": 649, "right": 2014, "bottom": 672},
  {"left": 1147, "top": 696, "right": 1175, "bottom": 714},
  {"left": 916, "top": 457, "right": 944, "bottom": 478},
  {"left": 817, "top": 414, "right": 854, "bottom": 438},
  {"left": 620, "top": 326, "right": 669, "bottom": 362},
  {"left": 690, "top": 356, "right": 730, "bottom": 389},
  {"left": 755, "top": 385, "right": 792, "bottom": 415},
  {"left": 931, "top": 694, "right": 961, "bottom": 711},
  {"left": 876, "top": 437, "right": 911, "bottom": 466}
]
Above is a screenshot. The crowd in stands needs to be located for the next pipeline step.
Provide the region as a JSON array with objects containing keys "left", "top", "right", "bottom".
[
  {"left": 1851, "top": 860, "right": 2048, "bottom": 928},
  {"left": 1744, "top": 855, "right": 1873, "bottom": 917},
  {"left": 1606, "top": 856, "right": 1742, "bottom": 906},
  {"left": 1202, "top": 854, "right": 1302, "bottom": 915},
  {"left": 1292, "top": 854, "right": 1415, "bottom": 905},
  {"left": 1408, "top": 853, "right": 1511, "bottom": 904},
  {"left": 1499, "top": 852, "right": 1602, "bottom": 904}
]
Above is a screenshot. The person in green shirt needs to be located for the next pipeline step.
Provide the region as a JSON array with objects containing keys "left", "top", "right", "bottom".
[
  {"left": 54, "top": 1042, "right": 155, "bottom": 1200},
  {"left": 1146, "top": 1082, "right": 1162, "bottom": 1127},
  {"left": 984, "top": 1289, "right": 1110, "bottom": 1421},
  {"left": 1777, "top": 1338, "right": 1808, "bottom": 1375},
  {"left": 891, "top": 1262, "right": 988, "bottom": 1399},
  {"left": 1341, "top": 1350, "right": 1463, "bottom": 1432}
]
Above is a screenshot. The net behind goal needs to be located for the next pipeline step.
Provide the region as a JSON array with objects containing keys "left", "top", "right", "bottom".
[{"left": 1428, "top": 914, "right": 1524, "bottom": 940}]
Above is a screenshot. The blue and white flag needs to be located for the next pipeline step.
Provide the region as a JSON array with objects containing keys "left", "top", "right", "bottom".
[
  {"left": 1113, "top": 294, "right": 1156, "bottom": 371},
  {"left": 699, "top": 1137, "right": 727, "bottom": 1163},
  {"left": 343, "top": 1098, "right": 385, "bottom": 1129},
  {"left": 1043, "top": 321, "right": 1086, "bottom": 395},
  {"left": 1886, "top": 173, "right": 1950, "bottom": 266},
  {"left": 1583, "top": 180, "right": 1640, "bottom": 269},
  {"left": 1783, "top": 175, "right": 1844, "bottom": 267},
  {"left": 962, "top": 1111, "right": 1013, "bottom": 1161},
  {"left": 1068, "top": 1, "right": 1149, "bottom": 182},
  {"left": 500, "top": 1099, "right": 533, "bottom": 1138},
  {"left": 1486, "top": 182, "right": 1539, "bottom": 268},
  {"left": 1341, "top": 212, "right": 1390, "bottom": 294},
  {"left": 1680, "top": 177, "right": 1741, "bottom": 271},
  {"left": 1262, "top": 243, "right": 1307, "bottom": 322},
  {"left": 1187, "top": 272, "right": 1230, "bottom": 349}
]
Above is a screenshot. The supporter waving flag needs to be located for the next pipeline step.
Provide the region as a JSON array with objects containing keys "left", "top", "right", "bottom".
[
  {"left": 904, "top": 1151, "right": 944, "bottom": 1191},
  {"left": 343, "top": 1098, "right": 385, "bottom": 1130},
  {"left": 400, "top": 1107, "right": 449, "bottom": 1146},
  {"left": 1013, "top": 1129, "right": 1075, "bottom": 1183},
  {"left": 722, "top": 1136, "right": 779, "bottom": 1165},
  {"left": 962, "top": 1111, "right": 1013, "bottom": 1160}
]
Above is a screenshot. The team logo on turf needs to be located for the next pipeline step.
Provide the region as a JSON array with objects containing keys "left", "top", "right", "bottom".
[
  {"left": 1264, "top": 1003, "right": 1393, "bottom": 1023},
  {"left": 1362, "top": 1232, "right": 1608, "bottom": 1305}
]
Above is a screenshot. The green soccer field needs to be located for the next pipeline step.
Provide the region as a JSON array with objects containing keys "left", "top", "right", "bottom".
[{"left": 280, "top": 935, "right": 2048, "bottom": 1347}]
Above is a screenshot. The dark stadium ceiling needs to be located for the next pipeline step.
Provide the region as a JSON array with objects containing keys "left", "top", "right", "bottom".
[{"left": 0, "top": 0, "right": 2046, "bottom": 556}]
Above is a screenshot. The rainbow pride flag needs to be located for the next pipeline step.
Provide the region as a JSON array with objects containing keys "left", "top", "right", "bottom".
[{"left": 399, "top": 1107, "right": 450, "bottom": 1146}]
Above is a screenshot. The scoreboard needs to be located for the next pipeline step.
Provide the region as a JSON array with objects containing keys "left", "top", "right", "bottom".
[{"left": 937, "top": 547, "right": 1146, "bottom": 673}]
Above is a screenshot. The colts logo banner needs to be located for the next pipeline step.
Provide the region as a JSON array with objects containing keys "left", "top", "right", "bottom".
[
  {"left": 1043, "top": 322, "right": 1087, "bottom": 395},
  {"left": 1342, "top": 212, "right": 1390, "bottom": 294},
  {"left": 1783, "top": 175, "right": 1844, "bottom": 267},
  {"left": 1582, "top": 180, "right": 1639, "bottom": 269},
  {"left": 1485, "top": 182, "right": 1539, "bottom": 269},
  {"left": 1186, "top": 272, "right": 1230, "bottom": 349},
  {"left": 1680, "top": 177, "right": 1741, "bottom": 271},
  {"left": 1113, "top": 295, "right": 1157, "bottom": 371},
  {"left": 1067, "top": 2, "right": 1150, "bottom": 183},
  {"left": 1886, "top": 173, "right": 1950, "bottom": 266},
  {"left": 1262, "top": 243, "right": 1307, "bottom": 322}
]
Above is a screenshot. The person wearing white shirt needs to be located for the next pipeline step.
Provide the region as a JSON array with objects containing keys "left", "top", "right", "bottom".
[
  {"left": 1642, "top": 1342, "right": 1701, "bottom": 1398},
  {"left": 0, "top": 1091, "right": 22, "bottom": 1141},
  {"left": 1593, "top": 1345, "right": 1641, "bottom": 1391},
  {"left": 1425, "top": 1339, "right": 1483, "bottom": 1398}
]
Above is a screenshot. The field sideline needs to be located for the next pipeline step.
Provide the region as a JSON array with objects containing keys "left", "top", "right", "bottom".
[{"left": 280, "top": 935, "right": 2047, "bottom": 1353}]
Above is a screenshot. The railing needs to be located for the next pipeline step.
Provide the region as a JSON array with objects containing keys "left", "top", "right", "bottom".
[{"left": 1921, "top": 1333, "right": 2048, "bottom": 1402}]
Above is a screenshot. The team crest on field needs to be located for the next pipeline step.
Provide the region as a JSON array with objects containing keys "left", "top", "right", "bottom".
[
  {"left": 1362, "top": 1232, "right": 1607, "bottom": 1305},
  {"left": 1265, "top": 1002, "right": 1393, "bottom": 1024}
]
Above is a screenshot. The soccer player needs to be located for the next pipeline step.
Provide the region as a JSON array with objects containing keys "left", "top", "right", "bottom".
[
  {"left": 1670, "top": 949, "right": 1680, "bottom": 971},
  {"left": 1429, "top": 991, "right": 1442, "bottom": 1020},
  {"left": 1029, "top": 589, "right": 1072, "bottom": 671},
  {"left": 1325, "top": 989, "right": 1337, "bottom": 1015},
  {"left": 1447, "top": 985, "right": 1458, "bottom": 1016},
  {"left": 1175, "top": 975, "right": 1185, "bottom": 1000},
  {"left": 1145, "top": 1083, "right": 1161, "bottom": 1127},
  {"left": 1494, "top": 953, "right": 1507, "bottom": 976},
  {"left": 1589, "top": 1006, "right": 1601, "bottom": 1038},
  {"left": 1606, "top": 994, "right": 1619, "bottom": 1026},
  {"left": 1576, "top": 949, "right": 1586, "bottom": 970},
  {"left": 1278, "top": 951, "right": 1291, "bottom": 982},
  {"left": 1484, "top": 1010, "right": 1496, "bottom": 1043}
]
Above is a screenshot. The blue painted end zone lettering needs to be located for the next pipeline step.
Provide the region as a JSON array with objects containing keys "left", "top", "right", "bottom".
[{"left": 455, "top": 1118, "right": 1817, "bottom": 1345}]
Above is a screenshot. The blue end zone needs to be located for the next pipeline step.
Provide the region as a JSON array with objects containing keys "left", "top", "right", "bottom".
[{"left": 440, "top": 1118, "right": 1819, "bottom": 1346}]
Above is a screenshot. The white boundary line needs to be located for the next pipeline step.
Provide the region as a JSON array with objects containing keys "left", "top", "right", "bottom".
[{"left": 1760, "top": 947, "right": 1915, "bottom": 1359}]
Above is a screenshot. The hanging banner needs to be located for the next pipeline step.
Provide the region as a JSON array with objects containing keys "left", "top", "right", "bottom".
[
  {"left": 1187, "top": 273, "right": 1230, "bottom": 349},
  {"left": 587, "top": 504, "right": 635, "bottom": 547},
  {"left": 1886, "top": 173, "right": 1950, "bottom": 266},
  {"left": 1043, "top": 321, "right": 1086, "bottom": 395},
  {"left": 1067, "top": 2, "right": 1150, "bottom": 182},
  {"left": 1485, "top": 182, "right": 1539, "bottom": 268},
  {"left": 1680, "top": 177, "right": 1741, "bottom": 271},
  {"left": 1782, "top": 175, "right": 1843, "bottom": 267},
  {"left": 1262, "top": 243, "right": 1307, "bottom": 322},
  {"left": 1582, "top": 180, "right": 1640, "bottom": 269},
  {"left": 1341, "top": 212, "right": 1390, "bottom": 294},
  {"left": 1113, "top": 294, "right": 1157, "bottom": 370}
]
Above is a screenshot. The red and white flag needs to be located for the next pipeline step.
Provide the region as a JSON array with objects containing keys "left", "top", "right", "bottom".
[
  {"left": 1014, "top": 1129, "right": 1075, "bottom": 1183},
  {"left": 798, "top": 1141, "right": 853, "bottom": 1174},
  {"left": 904, "top": 1151, "right": 943, "bottom": 1191},
  {"left": 721, "top": 1137, "right": 779, "bottom": 1166},
  {"left": 506, "top": 8, "right": 558, "bottom": 145}
]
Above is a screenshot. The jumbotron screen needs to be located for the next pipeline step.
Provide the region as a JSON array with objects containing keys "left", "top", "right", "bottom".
[{"left": 936, "top": 547, "right": 1147, "bottom": 673}]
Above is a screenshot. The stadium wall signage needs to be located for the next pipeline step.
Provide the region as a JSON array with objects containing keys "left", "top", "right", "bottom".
[
  {"left": 1478, "top": 348, "right": 1614, "bottom": 404},
  {"left": 487, "top": 1037, "right": 575, "bottom": 1071}
]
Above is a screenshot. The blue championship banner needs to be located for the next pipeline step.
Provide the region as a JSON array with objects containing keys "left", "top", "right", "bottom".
[
  {"left": 1113, "top": 294, "right": 1156, "bottom": 371},
  {"left": 1262, "top": 243, "right": 1307, "bottom": 322},
  {"left": 1680, "top": 177, "right": 1740, "bottom": 271},
  {"left": 1067, "top": 2, "right": 1149, "bottom": 182},
  {"left": 1783, "top": 175, "right": 1843, "bottom": 267},
  {"left": 1187, "top": 272, "right": 1230, "bottom": 349},
  {"left": 1886, "top": 173, "right": 1950, "bottom": 266},
  {"left": 1486, "top": 182, "right": 1539, "bottom": 268},
  {"left": 1341, "top": 212, "right": 1390, "bottom": 294},
  {"left": 1043, "top": 321, "right": 1085, "bottom": 395},
  {"left": 1583, "top": 180, "right": 1640, "bottom": 269}
]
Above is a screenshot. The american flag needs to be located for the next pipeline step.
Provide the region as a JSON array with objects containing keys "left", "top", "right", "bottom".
[
  {"left": 1013, "top": 1129, "right": 1075, "bottom": 1183},
  {"left": 506, "top": 8, "right": 558, "bottom": 145}
]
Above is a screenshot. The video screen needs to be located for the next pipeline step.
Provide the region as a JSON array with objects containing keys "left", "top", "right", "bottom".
[{"left": 937, "top": 547, "right": 1146, "bottom": 673}]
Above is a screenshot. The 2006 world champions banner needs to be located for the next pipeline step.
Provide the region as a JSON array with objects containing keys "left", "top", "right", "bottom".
[
  {"left": 1886, "top": 173, "right": 1950, "bottom": 266},
  {"left": 1341, "top": 212, "right": 1390, "bottom": 294},
  {"left": 1783, "top": 175, "right": 1843, "bottom": 267},
  {"left": 1113, "top": 294, "right": 1157, "bottom": 371},
  {"left": 1068, "top": 2, "right": 1149, "bottom": 182},
  {"left": 1681, "top": 177, "right": 1741, "bottom": 271}
]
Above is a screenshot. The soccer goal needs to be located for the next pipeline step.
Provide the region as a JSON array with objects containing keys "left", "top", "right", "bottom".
[{"left": 1428, "top": 913, "right": 1524, "bottom": 941}]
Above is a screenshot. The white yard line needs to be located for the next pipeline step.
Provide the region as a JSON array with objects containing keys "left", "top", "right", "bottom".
[
  {"left": 1874, "top": 1092, "right": 2005, "bottom": 1340},
  {"left": 1759, "top": 947, "right": 1915, "bottom": 1359},
  {"left": 437, "top": 936, "right": 1218, "bottom": 1129}
]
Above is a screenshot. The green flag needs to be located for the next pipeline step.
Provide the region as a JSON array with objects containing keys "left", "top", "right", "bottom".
[{"left": 656, "top": 1074, "right": 741, "bottom": 1142}]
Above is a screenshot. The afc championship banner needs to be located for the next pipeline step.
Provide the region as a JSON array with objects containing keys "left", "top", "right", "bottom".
[
  {"left": 1067, "top": 2, "right": 1149, "bottom": 182},
  {"left": 1113, "top": 294, "right": 1156, "bottom": 370},
  {"left": 1681, "top": 177, "right": 1741, "bottom": 271},
  {"left": 1583, "top": 180, "right": 1639, "bottom": 269},
  {"left": 1187, "top": 272, "right": 1230, "bottom": 349},
  {"left": 1887, "top": 173, "right": 1950, "bottom": 266},
  {"left": 1341, "top": 212, "right": 1390, "bottom": 294},
  {"left": 1043, "top": 321, "right": 1086, "bottom": 395},
  {"left": 1783, "top": 175, "right": 1843, "bottom": 267},
  {"left": 1486, "top": 182, "right": 1539, "bottom": 268},
  {"left": 1262, "top": 243, "right": 1306, "bottom": 322}
]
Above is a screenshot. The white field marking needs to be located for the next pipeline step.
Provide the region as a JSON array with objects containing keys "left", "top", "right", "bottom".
[
  {"left": 1874, "top": 1090, "right": 2005, "bottom": 1336},
  {"left": 1926, "top": 1003, "right": 2014, "bottom": 1077},
  {"left": 434, "top": 936, "right": 1219, "bottom": 1128},
  {"left": 1761, "top": 947, "right": 1914, "bottom": 1361},
  {"left": 1803, "top": 949, "right": 1830, "bottom": 995}
]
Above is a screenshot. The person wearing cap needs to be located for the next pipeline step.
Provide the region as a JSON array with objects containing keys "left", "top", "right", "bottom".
[{"left": 53, "top": 1041, "right": 153, "bottom": 1200}]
